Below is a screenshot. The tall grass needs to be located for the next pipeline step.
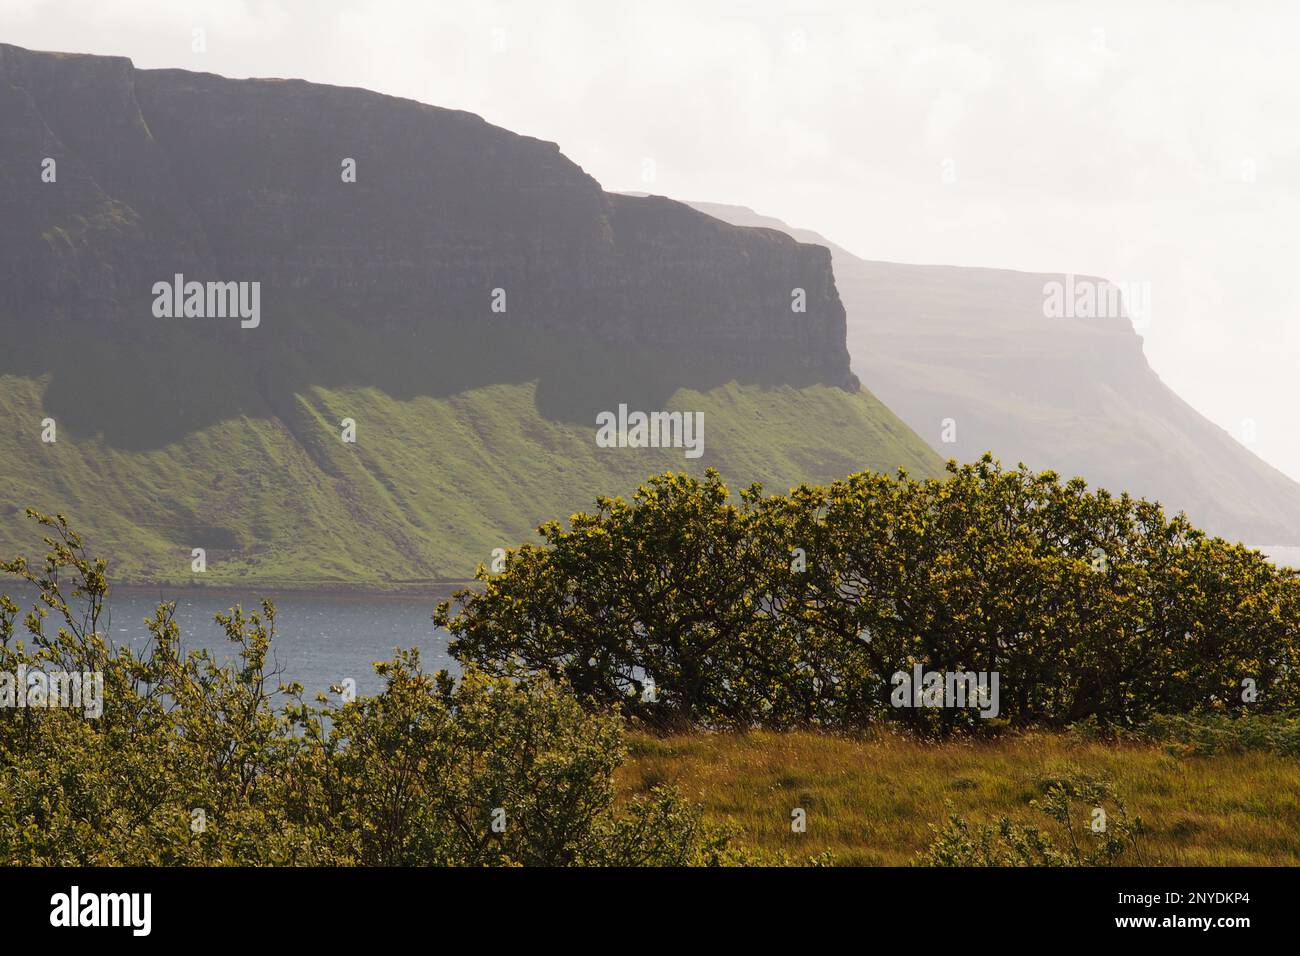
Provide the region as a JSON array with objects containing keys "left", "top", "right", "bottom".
[{"left": 619, "top": 729, "right": 1300, "bottom": 865}]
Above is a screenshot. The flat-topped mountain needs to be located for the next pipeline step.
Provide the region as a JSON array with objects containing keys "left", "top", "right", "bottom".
[
  {"left": 0, "top": 45, "right": 937, "bottom": 588},
  {"left": 688, "top": 200, "right": 1300, "bottom": 545},
  {"left": 1, "top": 43, "right": 861, "bottom": 384}
]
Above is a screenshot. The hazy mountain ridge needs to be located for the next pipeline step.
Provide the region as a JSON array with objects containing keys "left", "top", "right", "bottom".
[
  {"left": 686, "top": 200, "right": 1300, "bottom": 545},
  {"left": 0, "top": 45, "right": 940, "bottom": 587}
]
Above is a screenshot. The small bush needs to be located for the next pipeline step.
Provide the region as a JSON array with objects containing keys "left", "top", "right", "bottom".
[{"left": 918, "top": 771, "right": 1150, "bottom": 866}]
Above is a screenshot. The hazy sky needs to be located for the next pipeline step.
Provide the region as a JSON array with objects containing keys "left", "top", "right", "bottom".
[{"left": 6, "top": 0, "right": 1298, "bottom": 482}]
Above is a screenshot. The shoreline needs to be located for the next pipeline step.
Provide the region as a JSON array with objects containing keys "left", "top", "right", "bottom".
[{"left": 36, "top": 580, "right": 479, "bottom": 602}]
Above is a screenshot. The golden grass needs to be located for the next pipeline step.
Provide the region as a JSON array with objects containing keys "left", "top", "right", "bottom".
[{"left": 618, "top": 729, "right": 1300, "bottom": 865}]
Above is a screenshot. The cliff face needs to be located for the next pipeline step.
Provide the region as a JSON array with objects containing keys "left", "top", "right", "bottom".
[
  {"left": 0, "top": 44, "right": 854, "bottom": 389},
  {"left": 0, "top": 48, "right": 211, "bottom": 323},
  {"left": 0, "top": 46, "right": 936, "bottom": 588},
  {"left": 690, "top": 201, "right": 1300, "bottom": 546}
]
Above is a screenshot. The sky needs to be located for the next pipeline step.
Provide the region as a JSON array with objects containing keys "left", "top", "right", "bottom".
[{"left": 4, "top": 0, "right": 1298, "bottom": 483}]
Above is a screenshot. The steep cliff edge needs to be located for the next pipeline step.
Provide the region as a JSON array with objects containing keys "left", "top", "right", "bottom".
[
  {"left": 0, "top": 44, "right": 854, "bottom": 389},
  {"left": 688, "top": 201, "right": 1300, "bottom": 545}
]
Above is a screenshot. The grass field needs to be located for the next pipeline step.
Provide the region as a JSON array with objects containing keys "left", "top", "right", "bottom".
[
  {"left": 0, "top": 363, "right": 940, "bottom": 589},
  {"left": 619, "top": 729, "right": 1300, "bottom": 866}
]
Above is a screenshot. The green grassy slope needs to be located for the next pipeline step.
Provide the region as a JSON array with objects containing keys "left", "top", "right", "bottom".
[{"left": 0, "top": 371, "right": 939, "bottom": 590}]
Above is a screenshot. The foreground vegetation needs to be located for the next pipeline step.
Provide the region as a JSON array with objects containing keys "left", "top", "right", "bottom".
[
  {"left": 4, "top": 456, "right": 1298, "bottom": 865},
  {"left": 1, "top": 512, "right": 741, "bottom": 865}
]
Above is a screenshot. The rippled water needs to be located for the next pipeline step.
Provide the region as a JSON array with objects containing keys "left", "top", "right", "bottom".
[{"left": 13, "top": 586, "right": 456, "bottom": 699}]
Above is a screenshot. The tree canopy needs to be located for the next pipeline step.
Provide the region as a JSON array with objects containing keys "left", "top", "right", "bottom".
[{"left": 438, "top": 456, "right": 1300, "bottom": 733}]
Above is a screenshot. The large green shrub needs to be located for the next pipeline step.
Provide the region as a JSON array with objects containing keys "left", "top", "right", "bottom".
[{"left": 438, "top": 457, "right": 1300, "bottom": 731}]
